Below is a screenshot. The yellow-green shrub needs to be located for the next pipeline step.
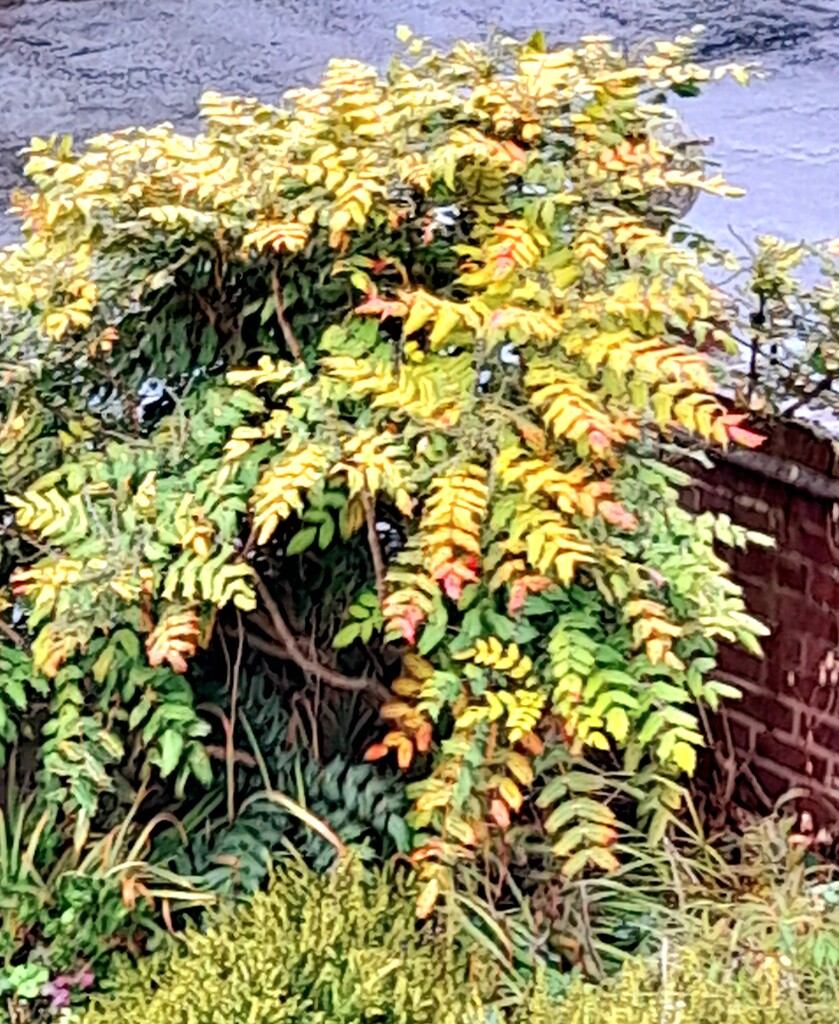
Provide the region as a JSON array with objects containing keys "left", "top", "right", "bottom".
[
  {"left": 78, "top": 859, "right": 501, "bottom": 1024},
  {"left": 77, "top": 856, "right": 839, "bottom": 1024}
]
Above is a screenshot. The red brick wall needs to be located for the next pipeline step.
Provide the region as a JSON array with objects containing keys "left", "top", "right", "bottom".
[{"left": 685, "top": 420, "right": 839, "bottom": 831}]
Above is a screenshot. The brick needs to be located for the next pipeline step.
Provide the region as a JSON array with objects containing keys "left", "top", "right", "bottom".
[
  {"left": 764, "top": 631, "right": 803, "bottom": 678},
  {"left": 747, "top": 761, "right": 794, "bottom": 803},
  {"left": 740, "top": 582, "right": 776, "bottom": 622},
  {"left": 732, "top": 494, "right": 777, "bottom": 534},
  {"left": 777, "top": 595, "right": 838, "bottom": 645},
  {"left": 730, "top": 544, "right": 776, "bottom": 581},
  {"left": 755, "top": 732, "right": 807, "bottom": 775},
  {"left": 810, "top": 717, "right": 839, "bottom": 752},
  {"left": 796, "top": 496, "right": 829, "bottom": 537},
  {"left": 794, "top": 530, "right": 836, "bottom": 566},
  {"left": 811, "top": 569, "right": 839, "bottom": 609},
  {"left": 718, "top": 643, "right": 765, "bottom": 686},
  {"left": 696, "top": 484, "right": 736, "bottom": 516},
  {"left": 777, "top": 554, "right": 809, "bottom": 593},
  {"left": 747, "top": 698, "right": 795, "bottom": 734}
]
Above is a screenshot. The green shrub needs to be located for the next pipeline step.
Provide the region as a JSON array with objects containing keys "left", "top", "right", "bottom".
[
  {"left": 78, "top": 859, "right": 502, "bottom": 1024},
  {"left": 76, "top": 853, "right": 839, "bottom": 1024},
  {"left": 520, "top": 950, "right": 838, "bottom": 1024}
]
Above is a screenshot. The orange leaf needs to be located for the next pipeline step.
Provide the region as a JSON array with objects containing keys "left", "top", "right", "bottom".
[
  {"left": 364, "top": 743, "right": 389, "bottom": 761},
  {"left": 397, "top": 737, "right": 415, "bottom": 770},
  {"left": 518, "top": 732, "right": 545, "bottom": 756},
  {"left": 415, "top": 721, "right": 433, "bottom": 753}
]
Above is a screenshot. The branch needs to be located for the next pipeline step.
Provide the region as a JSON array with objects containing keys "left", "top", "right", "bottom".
[
  {"left": 0, "top": 619, "right": 27, "bottom": 650},
  {"left": 254, "top": 578, "right": 389, "bottom": 701},
  {"left": 271, "top": 267, "right": 303, "bottom": 362},
  {"left": 783, "top": 375, "right": 834, "bottom": 418},
  {"left": 361, "top": 489, "right": 386, "bottom": 604},
  {"left": 192, "top": 289, "right": 218, "bottom": 329}
]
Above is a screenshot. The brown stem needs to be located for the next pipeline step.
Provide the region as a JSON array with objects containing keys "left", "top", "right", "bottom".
[
  {"left": 0, "top": 620, "right": 26, "bottom": 649},
  {"left": 205, "top": 745, "right": 256, "bottom": 768},
  {"left": 193, "top": 289, "right": 218, "bottom": 330},
  {"left": 361, "top": 489, "right": 386, "bottom": 604},
  {"left": 271, "top": 267, "right": 303, "bottom": 361},
  {"left": 225, "top": 612, "right": 245, "bottom": 823},
  {"left": 254, "top": 577, "right": 389, "bottom": 701},
  {"left": 783, "top": 375, "right": 834, "bottom": 418}
]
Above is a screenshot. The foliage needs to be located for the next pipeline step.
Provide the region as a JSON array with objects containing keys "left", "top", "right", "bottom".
[
  {"left": 0, "top": 755, "right": 211, "bottom": 1020},
  {"left": 164, "top": 667, "right": 412, "bottom": 891},
  {"left": 77, "top": 858, "right": 504, "bottom": 1024},
  {"left": 0, "top": 24, "right": 771, "bottom": 916},
  {"left": 734, "top": 236, "right": 839, "bottom": 421},
  {"left": 512, "top": 804, "right": 839, "bottom": 987},
  {"left": 76, "top": 853, "right": 839, "bottom": 1024}
]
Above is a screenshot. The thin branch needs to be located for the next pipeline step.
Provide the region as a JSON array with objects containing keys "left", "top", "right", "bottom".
[
  {"left": 193, "top": 289, "right": 218, "bottom": 330},
  {"left": 226, "top": 611, "right": 245, "bottom": 823},
  {"left": 361, "top": 489, "right": 386, "bottom": 604},
  {"left": 205, "top": 745, "right": 256, "bottom": 768},
  {"left": 783, "top": 375, "right": 834, "bottom": 418},
  {"left": 271, "top": 267, "right": 303, "bottom": 361},
  {"left": 0, "top": 620, "right": 26, "bottom": 650},
  {"left": 254, "top": 577, "right": 389, "bottom": 701}
]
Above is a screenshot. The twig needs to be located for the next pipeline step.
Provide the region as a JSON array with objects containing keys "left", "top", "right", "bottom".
[
  {"left": 271, "top": 267, "right": 303, "bottom": 361},
  {"left": 361, "top": 489, "right": 386, "bottom": 603},
  {"left": 0, "top": 620, "right": 26, "bottom": 649},
  {"left": 225, "top": 611, "right": 245, "bottom": 823},
  {"left": 193, "top": 289, "right": 218, "bottom": 330},
  {"left": 783, "top": 375, "right": 834, "bottom": 417},
  {"left": 205, "top": 745, "right": 256, "bottom": 768},
  {"left": 254, "top": 577, "right": 389, "bottom": 701}
]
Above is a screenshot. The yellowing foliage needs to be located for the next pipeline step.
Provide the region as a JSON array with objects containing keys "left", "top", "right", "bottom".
[{"left": 0, "top": 27, "right": 768, "bottom": 900}]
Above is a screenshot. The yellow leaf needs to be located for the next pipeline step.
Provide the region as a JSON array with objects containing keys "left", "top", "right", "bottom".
[{"left": 416, "top": 876, "right": 440, "bottom": 919}]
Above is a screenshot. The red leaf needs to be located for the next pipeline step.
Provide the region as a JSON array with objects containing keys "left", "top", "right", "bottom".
[
  {"left": 364, "top": 743, "right": 389, "bottom": 762},
  {"left": 728, "top": 424, "right": 765, "bottom": 449},
  {"left": 396, "top": 606, "right": 425, "bottom": 645},
  {"left": 598, "top": 500, "right": 638, "bottom": 531}
]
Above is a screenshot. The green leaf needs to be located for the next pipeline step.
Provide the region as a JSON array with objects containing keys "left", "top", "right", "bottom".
[
  {"left": 286, "top": 526, "right": 317, "bottom": 555},
  {"left": 418, "top": 618, "right": 447, "bottom": 655},
  {"left": 188, "top": 743, "right": 213, "bottom": 786},
  {"left": 318, "top": 516, "right": 336, "bottom": 548},
  {"left": 386, "top": 815, "right": 412, "bottom": 852},
  {"left": 333, "top": 624, "right": 361, "bottom": 649},
  {"left": 158, "top": 729, "right": 185, "bottom": 777}
]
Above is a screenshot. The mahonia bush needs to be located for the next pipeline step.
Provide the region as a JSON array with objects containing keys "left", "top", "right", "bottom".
[{"left": 0, "top": 26, "right": 770, "bottom": 906}]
